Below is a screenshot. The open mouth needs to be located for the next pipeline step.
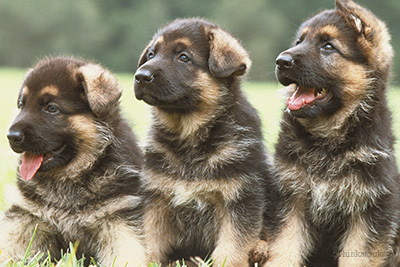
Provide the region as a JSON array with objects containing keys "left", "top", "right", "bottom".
[
  {"left": 287, "top": 84, "right": 332, "bottom": 111},
  {"left": 19, "top": 144, "right": 66, "bottom": 181}
]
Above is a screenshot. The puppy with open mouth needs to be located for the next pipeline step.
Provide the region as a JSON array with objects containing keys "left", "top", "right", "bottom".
[
  {"left": 262, "top": 0, "right": 400, "bottom": 266},
  {"left": 1, "top": 56, "right": 147, "bottom": 266}
]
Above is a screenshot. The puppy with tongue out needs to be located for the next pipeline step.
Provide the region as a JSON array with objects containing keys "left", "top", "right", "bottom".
[
  {"left": 1, "top": 57, "right": 147, "bottom": 266},
  {"left": 19, "top": 153, "right": 43, "bottom": 181},
  {"left": 286, "top": 85, "right": 330, "bottom": 113},
  {"left": 259, "top": 0, "right": 400, "bottom": 266}
]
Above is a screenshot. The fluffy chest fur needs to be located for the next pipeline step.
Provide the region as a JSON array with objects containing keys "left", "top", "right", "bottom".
[
  {"left": 143, "top": 112, "right": 266, "bottom": 207},
  {"left": 274, "top": 139, "right": 393, "bottom": 225}
]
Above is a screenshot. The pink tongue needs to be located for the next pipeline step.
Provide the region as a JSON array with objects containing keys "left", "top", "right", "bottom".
[
  {"left": 287, "top": 85, "right": 316, "bottom": 111},
  {"left": 19, "top": 152, "right": 43, "bottom": 181}
]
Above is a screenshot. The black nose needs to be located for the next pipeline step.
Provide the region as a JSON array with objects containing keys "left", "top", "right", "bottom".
[
  {"left": 7, "top": 130, "right": 24, "bottom": 145},
  {"left": 276, "top": 53, "right": 295, "bottom": 69},
  {"left": 135, "top": 69, "right": 154, "bottom": 84}
]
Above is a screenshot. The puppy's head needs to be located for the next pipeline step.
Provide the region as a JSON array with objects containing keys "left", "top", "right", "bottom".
[
  {"left": 275, "top": 0, "right": 392, "bottom": 119},
  {"left": 7, "top": 57, "right": 121, "bottom": 180},
  {"left": 134, "top": 18, "right": 251, "bottom": 113}
]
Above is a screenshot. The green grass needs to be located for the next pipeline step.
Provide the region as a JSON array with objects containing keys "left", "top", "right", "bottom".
[
  {"left": 0, "top": 68, "right": 400, "bottom": 266},
  {"left": 0, "top": 226, "right": 216, "bottom": 267}
]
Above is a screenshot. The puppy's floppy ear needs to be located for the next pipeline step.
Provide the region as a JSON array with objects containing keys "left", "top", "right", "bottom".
[
  {"left": 207, "top": 27, "right": 251, "bottom": 78},
  {"left": 77, "top": 63, "right": 122, "bottom": 116}
]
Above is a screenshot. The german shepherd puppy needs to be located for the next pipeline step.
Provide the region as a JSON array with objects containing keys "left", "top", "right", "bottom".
[
  {"left": 1, "top": 57, "right": 146, "bottom": 266},
  {"left": 264, "top": 0, "right": 400, "bottom": 266},
  {"left": 134, "top": 18, "right": 273, "bottom": 266}
]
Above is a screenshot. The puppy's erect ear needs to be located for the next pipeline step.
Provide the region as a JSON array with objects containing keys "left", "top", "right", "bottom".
[
  {"left": 77, "top": 64, "right": 122, "bottom": 116},
  {"left": 335, "top": 0, "right": 364, "bottom": 32},
  {"left": 335, "top": 0, "right": 393, "bottom": 69},
  {"left": 335, "top": 0, "right": 374, "bottom": 40},
  {"left": 207, "top": 27, "right": 251, "bottom": 78}
]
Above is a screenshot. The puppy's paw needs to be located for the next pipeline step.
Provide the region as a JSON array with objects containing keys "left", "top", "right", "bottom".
[{"left": 248, "top": 240, "right": 269, "bottom": 266}]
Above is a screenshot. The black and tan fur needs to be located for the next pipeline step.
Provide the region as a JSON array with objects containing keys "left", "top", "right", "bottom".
[
  {"left": 134, "top": 18, "right": 275, "bottom": 266},
  {"left": 1, "top": 57, "right": 147, "bottom": 266},
  {"left": 260, "top": 0, "right": 400, "bottom": 266},
  {"left": 255, "top": 0, "right": 399, "bottom": 267}
]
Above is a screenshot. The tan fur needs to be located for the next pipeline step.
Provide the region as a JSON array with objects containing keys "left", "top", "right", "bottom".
[
  {"left": 299, "top": 26, "right": 311, "bottom": 37},
  {"left": 153, "top": 70, "right": 224, "bottom": 140},
  {"left": 0, "top": 214, "right": 48, "bottom": 263},
  {"left": 97, "top": 221, "right": 147, "bottom": 267},
  {"left": 21, "top": 86, "right": 29, "bottom": 100},
  {"left": 273, "top": 158, "right": 309, "bottom": 195},
  {"left": 154, "top": 35, "right": 165, "bottom": 46},
  {"left": 143, "top": 198, "right": 175, "bottom": 264},
  {"left": 0, "top": 190, "right": 146, "bottom": 265},
  {"left": 275, "top": 148, "right": 390, "bottom": 224},
  {"left": 39, "top": 85, "right": 59, "bottom": 97},
  {"left": 145, "top": 123, "right": 254, "bottom": 180},
  {"left": 207, "top": 27, "right": 251, "bottom": 77},
  {"left": 195, "top": 71, "right": 226, "bottom": 104},
  {"left": 142, "top": 169, "right": 246, "bottom": 207},
  {"left": 212, "top": 210, "right": 256, "bottom": 266},
  {"left": 173, "top": 37, "right": 192, "bottom": 47},
  {"left": 319, "top": 25, "right": 340, "bottom": 38},
  {"left": 338, "top": 218, "right": 394, "bottom": 266},
  {"left": 338, "top": 218, "right": 379, "bottom": 266},
  {"left": 369, "top": 244, "right": 392, "bottom": 267},
  {"left": 8, "top": 192, "right": 140, "bottom": 234},
  {"left": 265, "top": 211, "right": 311, "bottom": 267},
  {"left": 310, "top": 173, "right": 390, "bottom": 224},
  {"left": 345, "top": 145, "right": 391, "bottom": 164},
  {"left": 206, "top": 139, "right": 251, "bottom": 170},
  {"left": 77, "top": 64, "right": 122, "bottom": 115},
  {"left": 52, "top": 114, "right": 112, "bottom": 180}
]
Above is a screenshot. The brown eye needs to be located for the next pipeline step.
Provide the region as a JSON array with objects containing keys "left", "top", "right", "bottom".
[
  {"left": 148, "top": 51, "right": 155, "bottom": 59},
  {"left": 322, "top": 43, "right": 335, "bottom": 51},
  {"left": 45, "top": 103, "right": 60, "bottom": 114},
  {"left": 178, "top": 53, "right": 190, "bottom": 63}
]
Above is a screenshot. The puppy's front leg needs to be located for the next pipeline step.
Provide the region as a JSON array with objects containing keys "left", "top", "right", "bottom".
[
  {"left": 0, "top": 208, "right": 60, "bottom": 263},
  {"left": 338, "top": 217, "right": 389, "bottom": 267},
  {"left": 96, "top": 220, "right": 147, "bottom": 267},
  {"left": 212, "top": 213, "right": 261, "bottom": 267},
  {"left": 143, "top": 198, "right": 176, "bottom": 265},
  {"left": 264, "top": 211, "right": 311, "bottom": 267}
]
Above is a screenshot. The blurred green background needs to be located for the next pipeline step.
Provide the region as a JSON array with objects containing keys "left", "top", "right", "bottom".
[{"left": 0, "top": 0, "right": 399, "bottom": 83}]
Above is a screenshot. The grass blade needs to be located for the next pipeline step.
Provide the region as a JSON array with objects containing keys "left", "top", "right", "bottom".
[{"left": 21, "top": 224, "right": 38, "bottom": 264}]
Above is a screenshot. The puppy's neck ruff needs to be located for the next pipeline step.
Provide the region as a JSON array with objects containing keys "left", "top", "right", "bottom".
[
  {"left": 152, "top": 107, "right": 218, "bottom": 141},
  {"left": 151, "top": 86, "right": 230, "bottom": 141}
]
